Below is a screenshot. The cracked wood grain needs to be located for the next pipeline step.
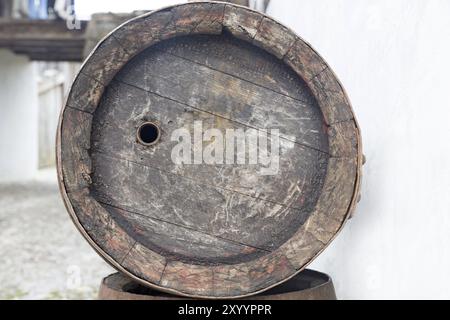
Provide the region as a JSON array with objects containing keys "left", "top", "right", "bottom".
[
  {"left": 308, "top": 67, "right": 354, "bottom": 125},
  {"left": 121, "top": 242, "right": 167, "bottom": 285},
  {"left": 103, "top": 202, "right": 268, "bottom": 264},
  {"left": 60, "top": 107, "right": 92, "bottom": 192},
  {"left": 253, "top": 17, "right": 297, "bottom": 59},
  {"left": 112, "top": 2, "right": 225, "bottom": 56},
  {"left": 212, "top": 251, "right": 295, "bottom": 297},
  {"left": 223, "top": 4, "right": 263, "bottom": 42},
  {"left": 328, "top": 120, "right": 359, "bottom": 158},
  {"left": 161, "top": 262, "right": 214, "bottom": 297},
  {"left": 68, "top": 188, "right": 135, "bottom": 263},
  {"left": 284, "top": 39, "right": 328, "bottom": 82},
  {"left": 159, "top": 35, "right": 314, "bottom": 103},
  {"left": 66, "top": 73, "right": 104, "bottom": 114},
  {"left": 91, "top": 79, "right": 328, "bottom": 210},
  {"left": 81, "top": 35, "right": 131, "bottom": 85}
]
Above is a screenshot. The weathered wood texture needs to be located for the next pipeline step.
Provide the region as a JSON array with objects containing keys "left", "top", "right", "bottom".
[
  {"left": 57, "top": 2, "right": 362, "bottom": 299},
  {"left": 84, "top": 12, "right": 149, "bottom": 58},
  {"left": 98, "top": 269, "right": 337, "bottom": 300},
  {"left": 190, "top": 0, "right": 250, "bottom": 7},
  {"left": 0, "top": 19, "right": 87, "bottom": 61}
]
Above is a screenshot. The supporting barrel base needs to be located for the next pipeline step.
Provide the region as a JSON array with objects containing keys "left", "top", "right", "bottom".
[{"left": 98, "top": 269, "right": 337, "bottom": 300}]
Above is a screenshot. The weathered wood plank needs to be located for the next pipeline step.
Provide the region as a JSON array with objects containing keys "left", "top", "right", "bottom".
[
  {"left": 121, "top": 243, "right": 166, "bottom": 285},
  {"left": 57, "top": 2, "right": 361, "bottom": 299},
  {"left": 110, "top": 10, "right": 173, "bottom": 55},
  {"left": 91, "top": 152, "right": 311, "bottom": 252},
  {"left": 284, "top": 39, "right": 327, "bottom": 81},
  {"left": 115, "top": 35, "right": 327, "bottom": 151},
  {"left": 170, "top": 2, "right": 225, "bottom": 35},
  {"left": 81, "top": 35, "right": 131, "bottom": 85},
  {"left": 112, "top": 2, "right": 225, "bottom": 56},
  {"left": 223, "top": 4, "right": 263, "bottom": 42},
  {"left": 158, "top": 34, "right": 316, "bottom": 103},
  {"left": 66, "top": 73, "right": 104, "bottom": 114},
  {"left": 99, "top": 269, "right": 338, "bottom": 300},
  {"left": 308, "top": 67, "right": 354, "bottom": 125},
  {"left": 328, "top": 120, "right": 359, "bottom": 158},
  {"left": 253, "top": 17, "right": 296, "bottom": 59},
  {"left": 60, "top": 108, "right": 92, "bottom": 192},
  {"left": 161, "top": 262, "right": 214, "bottom": 297},
  {"left": 0, "top": 19, "right": 86, "bottom": 61},
  {"left": 104, "top": 203, "right": 266, "bottom": 264},
  {"left": 91, "top": 80, "right": 328, "bottom": 209},
  {"left": 213, "top": 252, "right": 295, "bottom": 297},
  {"left": 282, "top": 157, "right": 357, "bottom": 267},
  {"left": 83, "top": 12, "right": 144, "bottom": 58},
  {"left": 68, "top": 188, "right": 135, "bottom": 263}
]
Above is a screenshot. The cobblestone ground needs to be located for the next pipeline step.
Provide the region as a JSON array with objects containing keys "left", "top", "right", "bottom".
[{"left": 0, "top": 169, "right": 114, "bottom": 300}]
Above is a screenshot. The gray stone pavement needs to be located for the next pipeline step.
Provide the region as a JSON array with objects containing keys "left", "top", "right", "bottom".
[{"left": 0, "top": 169, "right": 114, "bottom": 300}]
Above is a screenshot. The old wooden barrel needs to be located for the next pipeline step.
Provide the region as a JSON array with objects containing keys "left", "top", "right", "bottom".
[
  {"left": 57, "top": 2, "right": 362, "bottom": 299},
  {"left": 98, "top": 270, "right": 337, "bottom": 300}
]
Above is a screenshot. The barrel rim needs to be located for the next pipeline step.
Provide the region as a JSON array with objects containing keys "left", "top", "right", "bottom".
[
  {"left": 56, "top": 1, "right": 362, "bottom": 299},
  {"left": 98, "top": 269, "right": 337, "bottom": 300}
]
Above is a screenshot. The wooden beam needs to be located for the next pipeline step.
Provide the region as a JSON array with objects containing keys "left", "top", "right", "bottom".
[{"left": 0, "top": 19, "right": 87, "bottom": 61}]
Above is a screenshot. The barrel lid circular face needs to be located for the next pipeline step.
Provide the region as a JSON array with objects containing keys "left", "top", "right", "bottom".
[{"left": 57, "top": 2, "right": 362, "bottom": 298}]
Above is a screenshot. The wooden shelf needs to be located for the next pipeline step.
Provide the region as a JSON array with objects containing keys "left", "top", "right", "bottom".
[{"left": 0, "top": 19, "right": 87, "bottom": 61}]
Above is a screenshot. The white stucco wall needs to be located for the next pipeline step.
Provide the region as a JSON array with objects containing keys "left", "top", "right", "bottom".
[
  {"left": 0, "top": 49, "right": 39, "bottom": 182},
  {"left": 267, "top": 0, "right": 450, "bottom": 299}
]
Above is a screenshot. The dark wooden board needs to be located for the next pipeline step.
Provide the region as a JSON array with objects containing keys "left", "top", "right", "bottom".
[
  {"left": 57, "top": 2, "right": 362, "bottom": 299},
  {"left": 89, "top": 33, "right": 329, "bottom": 260},
  {"left": 114, "top": 35, "right": 327, "bottom": 152}
]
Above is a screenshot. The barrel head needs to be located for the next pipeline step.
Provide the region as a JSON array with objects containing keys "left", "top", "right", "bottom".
[{"left": 57, "top": 2, "right": 362, "bottom": 298}]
